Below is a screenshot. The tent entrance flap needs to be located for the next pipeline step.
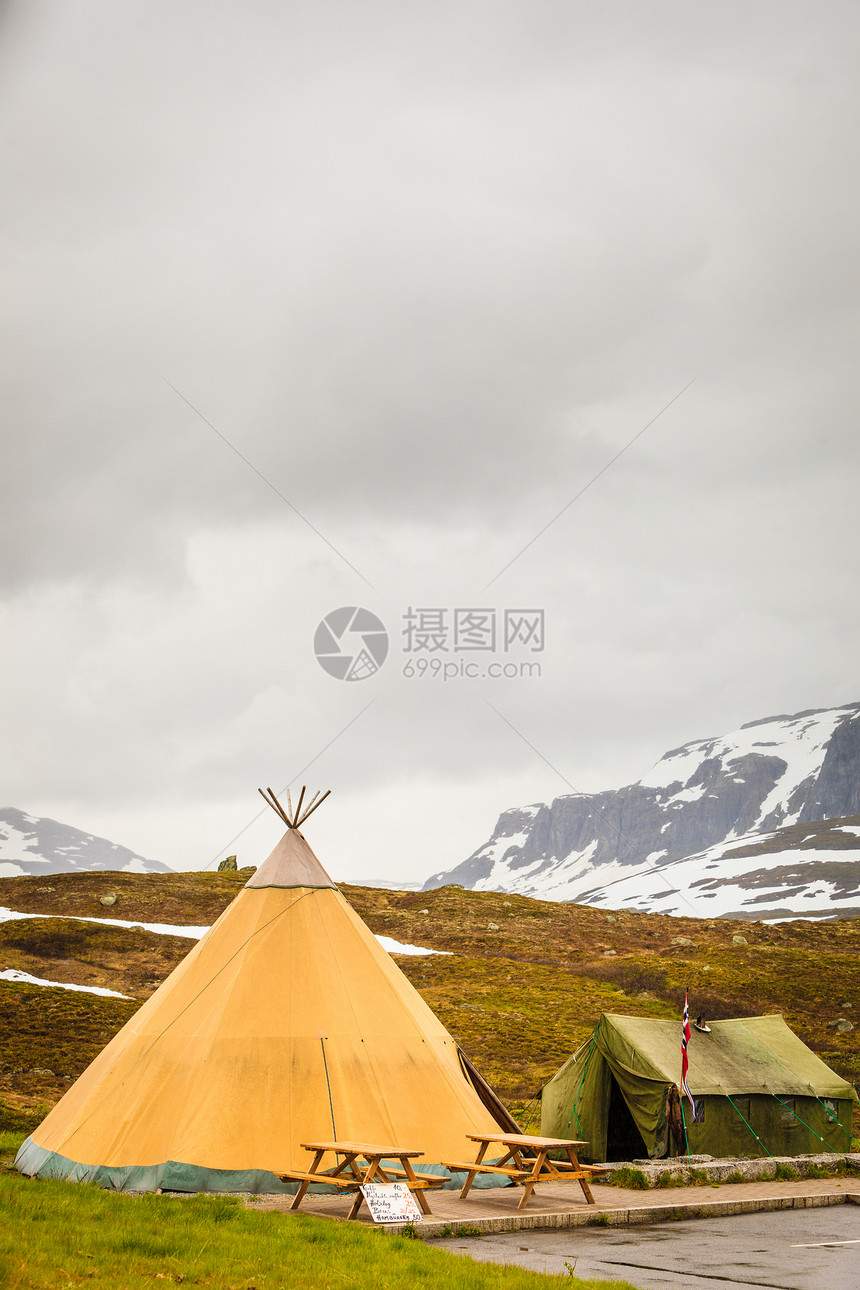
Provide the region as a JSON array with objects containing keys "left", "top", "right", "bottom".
[{"left": 605, "top": 1074, "right": 649, "bottom": 1162}]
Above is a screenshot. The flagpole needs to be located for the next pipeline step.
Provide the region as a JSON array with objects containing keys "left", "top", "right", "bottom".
[{"left": 681, "top": 986, "right": 693, "bottom": 1159}]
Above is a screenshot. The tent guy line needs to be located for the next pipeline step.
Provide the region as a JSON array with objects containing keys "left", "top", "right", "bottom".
[
  {"left": 161, "top": 375, "right": 377, "bottom": 591},
  {"left": 204, "top": 695, "right": 379, "bottom": 869},
  {"left": 479, "top": 373, "right": 700, "bottom": 592},
  {"left": 480, "top": 694, "right": 703, "bottom": 919}
]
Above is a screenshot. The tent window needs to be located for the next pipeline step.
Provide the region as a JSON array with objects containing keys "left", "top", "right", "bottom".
[
  {"left": 822, "top": 1098, "right": 838, "bottom": 1119},
  {"left": 693, "top": 1097, "right": 705, "bottom": 1124},
  {"left": 777, "top": 1097, "right": 796, "bottom": 1127}
]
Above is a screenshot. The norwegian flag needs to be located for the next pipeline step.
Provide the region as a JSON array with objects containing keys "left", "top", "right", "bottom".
[{"left": 681, "top": 991, "right": 697, "bottom": 1118}]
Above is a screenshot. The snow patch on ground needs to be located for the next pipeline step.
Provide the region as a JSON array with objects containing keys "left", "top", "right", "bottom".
[
  {"left": 0, "top": 907, "right": 450, "bottom": 958},
  {"left": 0, "top": 968, "right": 131, "bottom": 998},
  {"left": 374, "top": 936, "right": 451, "bottom": 956},
  {"left": 0, "top": 908, "right": 209, "bottom": 939}
]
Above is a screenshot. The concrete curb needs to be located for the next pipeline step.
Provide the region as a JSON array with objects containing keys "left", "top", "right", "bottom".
[{"left": 380, "top": 1189, "right": 860, "bottom": 1239}]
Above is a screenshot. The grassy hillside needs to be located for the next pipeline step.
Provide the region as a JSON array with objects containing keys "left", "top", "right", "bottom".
[{"left": 1, "top": 872, "right": 858, "bottom": 1131}]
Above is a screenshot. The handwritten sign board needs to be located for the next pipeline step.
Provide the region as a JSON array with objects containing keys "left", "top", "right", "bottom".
[{"left": 359, "top": 1183, "right": 423, "bottom": 1224}]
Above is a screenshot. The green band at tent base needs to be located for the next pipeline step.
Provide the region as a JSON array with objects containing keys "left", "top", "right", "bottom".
[
  {"left": 14, "top": 1138, "right": 510, "bottom": 1195},
  {"left": 540, "top": 1013, "right": 857, "bottom": 1162}
]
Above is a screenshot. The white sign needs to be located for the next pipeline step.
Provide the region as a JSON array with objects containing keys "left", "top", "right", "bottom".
[{"left": 360, "top": 1183, "right": 423, "bottom": 1224}]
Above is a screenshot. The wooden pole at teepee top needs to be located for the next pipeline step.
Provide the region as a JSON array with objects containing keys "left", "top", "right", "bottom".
[
  {"left": 264, "top": 787, "right": 292, "bottom": 828},
  {"left": 301, "top": 789, "right": 321, "bottom": 818},
  {"left": 258, "top": 787, "right": 289, "bottom": 828},
  {"left": 296, "top": 788, "right": 331, "bottom": 827},
  {"left": 258, "top": 785, "right": 331, "bottom": 829}
]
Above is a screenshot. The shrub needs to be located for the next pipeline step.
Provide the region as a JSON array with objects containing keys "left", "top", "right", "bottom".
[{"left": 607, "top": 1167, "right": 649, "bottom": 1190}]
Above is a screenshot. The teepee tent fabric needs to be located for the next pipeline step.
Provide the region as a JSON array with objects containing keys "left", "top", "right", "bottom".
[
  {"left": 16, "top": 825, "right": 510, "bottom": 1192},
  {"left": 540, "top": 1013, "right": 856, "bottom": 1162}
]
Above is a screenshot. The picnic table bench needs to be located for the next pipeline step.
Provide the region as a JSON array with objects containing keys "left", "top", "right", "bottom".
[
  {"left": 279, "top": 1140, "right": 447, "bottom": 1220},
  {"left": 444, "top": 1133, "right": 610, "bottom": 1210}
]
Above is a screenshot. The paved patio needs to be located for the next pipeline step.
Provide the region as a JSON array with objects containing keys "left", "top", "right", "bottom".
[{"left": 245, "top": 1174, "right": 860, "bottom": 1237}]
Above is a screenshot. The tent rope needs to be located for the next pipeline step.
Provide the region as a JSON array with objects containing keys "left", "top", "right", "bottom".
[
  {"left": 813, "top": 1097, "right": 858, "bottom": 1148},
  {"left": 519, "top": 1098, "right": 538, "bottom": 1133},
  {"left": 320, "top": 1037, "right": 338, "bottom": 1141},
  {"left": 726, "top": 1095, "right": 775, "bottom": 1161},
  {"left": 771, "top": 1095, "right": 842, "bottom": 1153},
  {"left": 563, "top": 1033, "right": 596, "bottom": 1140}
]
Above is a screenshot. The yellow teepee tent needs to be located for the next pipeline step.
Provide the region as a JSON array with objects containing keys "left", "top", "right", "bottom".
[{"left": 16, "top": 790, "right": 512, "bottom": 1193}]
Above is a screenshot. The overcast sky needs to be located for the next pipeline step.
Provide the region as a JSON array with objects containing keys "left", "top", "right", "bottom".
[{"left": 2, "top": 0, "right": 858, "bottom": 883}]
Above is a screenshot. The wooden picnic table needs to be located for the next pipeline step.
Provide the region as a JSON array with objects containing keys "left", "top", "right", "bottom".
[
  {"left": 444, "top": 1133, "right": 609, "bottom": 1210},
  {"left": 279, "top": 1140, "right": 446, "bottom": 1220}
]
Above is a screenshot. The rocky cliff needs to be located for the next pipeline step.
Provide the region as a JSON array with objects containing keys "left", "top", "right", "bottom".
[{"left": 423, "top": 701, "right": 860, "bottom": 915}]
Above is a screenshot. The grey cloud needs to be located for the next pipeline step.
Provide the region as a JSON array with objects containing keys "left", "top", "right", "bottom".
[{"left": 2, "top": 0, "right": 858, "bottom": 877}]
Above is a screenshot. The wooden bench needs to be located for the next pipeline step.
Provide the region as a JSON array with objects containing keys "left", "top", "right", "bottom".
[
  {"left": 375, "top": 1166, "right": 448, "bottom": 1187},
  {"left": 443, "top": 1161, "right": 532, "bottom": 1179},
  {"left": 449, "top": 1134, "right": 604, "bottom": 1209},
  {"left": 277, "top": 1170, "right": 359, "bottom": 1190},
  {"left": 281, "top": 1140, "right": 443, "bottom": 1219}
]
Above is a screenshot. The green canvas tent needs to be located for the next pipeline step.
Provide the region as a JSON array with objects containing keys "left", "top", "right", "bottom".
[{"left": 540, "top": 1013, "right": 856, "bottom": 1162}]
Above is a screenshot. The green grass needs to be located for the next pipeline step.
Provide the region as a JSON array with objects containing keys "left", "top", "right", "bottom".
[
  {"left": 0, "top": 981, "right": 138, "bottom": 1079},
  {"left": 0, "top": 1174, "right": 638, "bottom": 1290},
  {"left": 1, "top": 1129, "right": 26, "bottom": 1161},
  {"left": 0, "top": 1103, "right": 51, "bottom": 1136},
  {"left": 605, "top": 1167, "right": 648, "bottom": 1190}
]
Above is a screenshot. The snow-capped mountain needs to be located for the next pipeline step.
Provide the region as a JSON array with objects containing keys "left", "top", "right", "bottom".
[
  {"left": 577, "top": 815, "right": 860, "bottom": 921},
  {"left": 0, "top": 808, "right": 173, "bottom": 878},
  {"left": 423, "top": 702, "right": 860, "bottom": 917}
]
